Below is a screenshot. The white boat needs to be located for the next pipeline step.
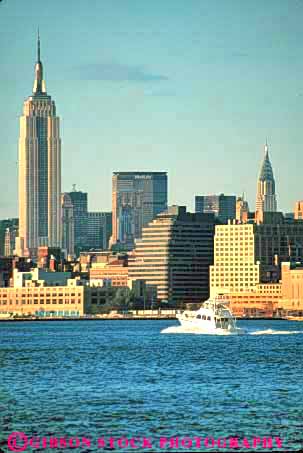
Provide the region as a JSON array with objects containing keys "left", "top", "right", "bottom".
[{"left": 176, "top": 296, "right": 245, "bottom": 335}]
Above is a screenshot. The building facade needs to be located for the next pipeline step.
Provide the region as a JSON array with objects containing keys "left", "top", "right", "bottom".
[
  {"left": 210, "top": 222, "right": 260, "bottom": 297},
  {"left": 195, "top": 194, "right": 236, "bottom": 223},
  {"left": 255, "top": 143, "right": 277, "bottom": 215},
  {"left": 112, "top": 172, "right": 167, "bottom": 246},
  {"left": 0, "top": 269, "right": 84, "bottom": 317},
  {"left": 89, "top": 253, "right": 128, "bottom": 287},
  {"left": 210, "top": 217, "right": 303, "bottom": 297},
  {"left": 0, "top": 219, "right": 18, "bottom": 256},
  {"left": 87, "top": 212, "right": 112, "bottom": 250},
  {"left": 224, "top": 284, "right": 281, "bottom": 317},
  {"left": 61, "top": 193, "right": 75, "bottom": 257},
  {"left": 67, "top": 188, "right": 88, "bottom": 255},
  {"left": 236, "top": 195, "right": 249, "bottom": 222},
  {"left": 4, "top": 225, "right": 18, "bottom": 257},
  {"left": 16, "top": 34, "right": 61, "bottom": 257},
  {"left": 280, "top": 262, "right": 303, "bottom": 314},
  {"left": 128, "top": 206, "right": 215, "bottom": 304}
]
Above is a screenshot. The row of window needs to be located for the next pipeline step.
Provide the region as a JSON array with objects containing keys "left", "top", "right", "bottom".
[{"left": 0, "top": 300, "right": 81, "bottom": 305}]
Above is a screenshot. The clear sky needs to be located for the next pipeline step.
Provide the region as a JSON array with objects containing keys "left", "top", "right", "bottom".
[{"left": 1, "top": 0, "right": 303, "bottom": 218}]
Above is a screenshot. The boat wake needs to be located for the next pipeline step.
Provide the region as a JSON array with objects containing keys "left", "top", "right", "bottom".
[
  {"left": 161, "top": 325, "right": 235, "bottom": 335},
  {"left": 249, "top": 329, "right": 302, "bottom": 335},
  {"left": 161, "top": 326, "right": 303, "bottom": 335}
]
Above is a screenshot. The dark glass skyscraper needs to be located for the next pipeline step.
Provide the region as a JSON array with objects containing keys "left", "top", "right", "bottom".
[
  {"left": 68, "top": 189, "right": 88, "bottom": 254},
  {"left": 86, "top": 212, "right": 112, "bottom": 250},
  {"left": 112, "top": 172, "right": 168, "bottom": 246},
  {"left": 129, "top": 206, "right": 215, "bottom": 304}
]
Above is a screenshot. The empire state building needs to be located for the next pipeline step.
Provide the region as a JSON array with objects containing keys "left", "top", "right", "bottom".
[{"left": 16, "top": 34, "right": 61, "bottom": 257}]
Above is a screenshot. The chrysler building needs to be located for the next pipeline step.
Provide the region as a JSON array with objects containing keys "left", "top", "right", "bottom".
[{"left": 255, "top": 142, "right": 277, "bottom": 214}]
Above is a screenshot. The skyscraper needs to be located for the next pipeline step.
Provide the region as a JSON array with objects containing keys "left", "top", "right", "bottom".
[
  {"left": 87, "top": 212, "right": 112, "bottom": 250},
  {"left": 61, "top": 193, "right": 75, "bottom": 257},
  {"left": 112, "top": 172, "right": 168, "bottom": 246},
  {"left": 4, "top": 227, "right": 18, "bottom": 257},
  {"left": 255, "top": 143, "right": 277, "bottom": 215},
  {"left": 67, "top": 188, "right": 88, "bottom": 254},
  {"left": 0, "top": 219, "right": 18, "bottom": 256},
  {"left": 16, "top": 33, "right": 61, "bottom": 257},
  {"left": 236, "top": 194, "right": 249, "bottom": 222}
]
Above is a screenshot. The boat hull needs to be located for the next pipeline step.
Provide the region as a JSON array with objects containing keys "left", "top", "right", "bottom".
[{"left": 177, "top": 317, "right": 245, "bottom": 335}]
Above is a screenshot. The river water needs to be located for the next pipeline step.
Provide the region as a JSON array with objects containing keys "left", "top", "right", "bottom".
[{"left": 0, "top": 319, "right": 302, "bottom": 452}]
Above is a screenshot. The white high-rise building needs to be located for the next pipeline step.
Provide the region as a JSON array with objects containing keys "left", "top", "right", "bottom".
[
  {"left": 16, "top": 34, "right": 61, "bottom": 257},
  {"left": 255, "top": 143, "right": 277, "bottom": 214}
]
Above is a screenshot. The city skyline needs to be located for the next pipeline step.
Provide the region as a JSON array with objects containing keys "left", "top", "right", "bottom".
[{"left": 1, "top": 0, "right": 303, "bottom": 218}]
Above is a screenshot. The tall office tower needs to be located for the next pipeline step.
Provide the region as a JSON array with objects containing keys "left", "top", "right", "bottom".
[
  {"left": 236, "top": 194, "right": 249, "bottom": 222},
  {"left": 67, "top": 188, "right": 88, "bottom": 255},
  {"left": 16, "top": 34, "right": 61, "bottom": 257},
  {"left": 255, "top": 143, "right": 277, "bottom": 215},
  {"left": 61, "top": 193, "right": 75, "bottom": 257},
  {"left": 0, "top": 219, "right": 19, "bottom": 256},
  {"left": 294, "top": 201, "right": 303, "bottom": 220},
  {"left": 195, "top": 194, "right": 236, "bottom": 224},
  {"left": 128, "top": 206, "right": 215, "bottom": 304},
  {"left": 87, "top": 212, "right": 112, "bottom": 250},
  {"left": 112, "top": 172, "right": 168, "bottom": 246},
  {"left": 210, "top": 216, "right": 303, "bottom": 297}
]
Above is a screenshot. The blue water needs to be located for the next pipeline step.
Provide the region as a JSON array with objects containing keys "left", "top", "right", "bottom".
[{"left": 0, "top": 320, "right": 302, "bottom": 452}]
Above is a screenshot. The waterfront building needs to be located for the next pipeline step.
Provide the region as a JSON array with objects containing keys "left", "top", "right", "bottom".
[
  {"left": 195, "top": 194, "right": 236, "bottom": 223},
  {"left": 0, "top": 269, "right": 84, "bottom": 317},
  {"left": 294, "top": 201, "right": 303, "bottom": 220},
  {"left": 228, "top": 261, "right": 303, "bottom": 317},
  {"left": 280, "top": 262, "right": 303, "bottom": 315},
  {"left": 67, "top": 188, "right": 88, "bottom": 255},
  {"left": 87, "top": 212, "right": 112, "bottom": 250},
  {"left": 61, "top": 193, "right": 75, "bottom": 257},
  {"left": 16, "top": 34, "right": 61, "bottom": 257},
  {"left": 210, "top": 216, "right": 303, "bottom": 297},
  {"left": 236, "top": 195, "right": 249, "bottom": 223},
  {"left": 128, "top": 206, "right": 215, "bottom": 304},
  {"left": 224, "top": 284, "right": 281, "bottom": 317},
  {"left": 255, "top": 143, "right": 277, "bottom": 215},
  {"left": 112, "top": 172, "right": 168, "bottom": 246},
  {"left": 0, "top": 219, "right": 19, "bottom": 256}
]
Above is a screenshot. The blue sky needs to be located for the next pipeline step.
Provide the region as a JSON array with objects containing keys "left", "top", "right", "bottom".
[{"left": 1, "top": 0, "right": 303, "bottom": 218}]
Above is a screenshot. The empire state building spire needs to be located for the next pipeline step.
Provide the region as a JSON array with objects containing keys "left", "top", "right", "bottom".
[
  {"left": 33, "top": 30, "right": 46, "bottom": 94},
  {"left": 255, "top": 142, "right": 277, "bottom": 214}
]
